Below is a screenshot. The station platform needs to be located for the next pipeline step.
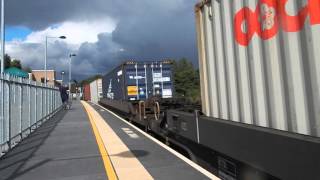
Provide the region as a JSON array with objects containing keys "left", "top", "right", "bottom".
[{"left": 0, "top": 100, "right": 218, "bottom": 180}]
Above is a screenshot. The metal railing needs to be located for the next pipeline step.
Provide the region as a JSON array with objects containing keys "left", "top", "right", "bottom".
[{"left": 0, "top": 73, "right": 63, "bottom": 156}]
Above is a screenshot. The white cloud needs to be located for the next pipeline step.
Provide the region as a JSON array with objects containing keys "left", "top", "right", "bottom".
[
  {"left": 24, "top": 18, "right": 116, "bottom": 45},
  {"left": 5, "top": 18, "right": 117, "bottom": 76}
]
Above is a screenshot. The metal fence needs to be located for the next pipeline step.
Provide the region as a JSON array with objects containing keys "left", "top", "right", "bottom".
[{"left": 0, "top": 73, "right": 62, "bottom": 156}]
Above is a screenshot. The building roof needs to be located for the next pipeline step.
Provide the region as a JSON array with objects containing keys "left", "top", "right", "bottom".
[
  {"left": 4, "top": 67, "right": 29, "bottom": 78},
  {"left": 32, "top": 70, "right": 56, "bottom": 72}
]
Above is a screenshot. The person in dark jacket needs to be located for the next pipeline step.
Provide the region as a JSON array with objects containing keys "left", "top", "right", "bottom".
[{"left": 59, "top": 86, "right": 69, "bottom": 109}]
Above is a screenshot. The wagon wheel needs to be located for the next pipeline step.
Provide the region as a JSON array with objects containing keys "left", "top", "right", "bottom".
[{"left": 154, "top": 101, "right": 160, "bottom": 121}]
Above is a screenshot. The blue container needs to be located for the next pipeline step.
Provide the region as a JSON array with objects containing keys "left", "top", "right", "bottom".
[{"left": 102, "top": 61, "right": 174, "bottom": 101}]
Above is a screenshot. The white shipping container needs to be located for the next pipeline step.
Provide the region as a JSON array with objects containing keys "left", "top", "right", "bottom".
[
  {"left": 90, "top": 79, "right": 103, "bottom": 103},
  {"left": 195, "top": 0, "right": 320, "bottom": 137}
]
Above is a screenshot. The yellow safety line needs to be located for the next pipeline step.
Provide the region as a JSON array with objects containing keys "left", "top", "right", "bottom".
[
  {"left": 82, "top": 101, "right": 118, "bottom": 180},
  {"left": 94, "top": 102, "right": 219, "bottom": 180}
]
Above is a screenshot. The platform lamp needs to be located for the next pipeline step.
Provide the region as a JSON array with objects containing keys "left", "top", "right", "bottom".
[
  {"left": 61, "top": 71, "right": 65, "bottom": 86},
  {"left": 69, "top": 53, "right": 76, "bottom": 101},
  {"left": 44, "top": 35, "right": 66, "bottom": 85}
]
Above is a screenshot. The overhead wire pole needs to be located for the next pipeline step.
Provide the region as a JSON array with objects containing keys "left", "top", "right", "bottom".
[
  {"left": 44, "top": 37, "right": 48, "bottom": 85},
  {"left": 44, "top": 36, "right": 66, "bottom": 85},
  {"left": 1, "top": 0, "right": 5, "bottom": 74},
  {"left": 69, "top": 54, "right": 76, "bottom": 102},
  {"left": 0, "top": 0, "right": 5, "bottom": 151},
  {"left": 61, "top": 71, "right": 65, "bottom": 86},
  {"left": 69, "top": 55, "right": 71, "bottom": 100}
]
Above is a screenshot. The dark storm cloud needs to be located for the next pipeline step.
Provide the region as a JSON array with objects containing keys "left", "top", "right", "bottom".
[
  {"left": 6, "top": 0, "right": 108, "bottom": 30},
  {"left": 6, "top": 0, "right": 194, "bottom": 30},
  {"left": 76, "top": 33, "right": 123, "bottom": 75},
  {"left": 74, "top": 1, "right": 198, "bottom": 77},
  {"left": 6, "top": 0, "right": 199, "bottom": 80}
]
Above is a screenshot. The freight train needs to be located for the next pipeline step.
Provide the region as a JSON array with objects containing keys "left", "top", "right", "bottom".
[
  {"left": 99, "top": 1, "right": 320, "bottom": 180},
  {"left": 99, "top": 60, "right": 192, "bottom": 131}
]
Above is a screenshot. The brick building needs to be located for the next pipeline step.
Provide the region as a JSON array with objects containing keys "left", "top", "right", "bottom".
[{"left": 31, "top": 70, "right": 56, "bottom": 86}]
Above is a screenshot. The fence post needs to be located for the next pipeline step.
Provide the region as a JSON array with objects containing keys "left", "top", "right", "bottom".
[
  {"left": 50, "top": 89, "right": 52, "bottom": 116},
  {"left": 34, "top": 82, "right": 37, "bottom": 130},
  {"left": 28, "top": 79, "right": 31, "bottom": 133},
  {"left": 44, "top": 87, "right": 46, "bottom": 122},
  {"left": 0, "top": 74, "right": 3, "bottom": 154},
  {"left": 48, "top": 88, "right": 50, "bottom": 119},
  {"left": 47, "top": 87, "right": 49, "bottom": 120},
  {"left": 19, "top": 77, "right": 23, "bottom": 139},
  {"left": 48, "top": 88, "right": 50, "bottom": 118},
  {"left": 40, "top": 84, "right": 43, "bottom": 125},
  {"left": 45, "top": 87, "right": 47, "bottom": 121},
  {"left": 7, "top": 74, "right": 11, "bottom": 149},
  {"left": 53, "top": 90, "right": 55, "bottom": 113},
  {"left": 55, "top": 91, "right": 58, "bottom": 111},
  {"left": 44, "top": 87, "right": 46, "bottom": 121}
]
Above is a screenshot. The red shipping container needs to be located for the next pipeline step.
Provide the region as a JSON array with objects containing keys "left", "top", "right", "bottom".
[{"left": 83, "top": 84, "right": 91, "bottom": 101}]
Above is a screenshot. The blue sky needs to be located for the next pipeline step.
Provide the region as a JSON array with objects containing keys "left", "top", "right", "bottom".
[{"left": 6, "top": 26, "right": 32, "bottom": 41}]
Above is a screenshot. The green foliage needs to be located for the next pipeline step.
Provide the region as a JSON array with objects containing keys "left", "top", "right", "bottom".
[
  {"left": 4, "top": 54, "right": 11, "bottom": 69},
  {"left": 22, "top": 67, "right": 32, "bottom": 73},
  {"left": 11, "top": 59, "right": 22, "bottom": 69},
  {"left": 3, "top": 54, "right": 28, "bottom": 71},
  {"left": 173, "top": 58, "right": 200, "bottom": 103}
]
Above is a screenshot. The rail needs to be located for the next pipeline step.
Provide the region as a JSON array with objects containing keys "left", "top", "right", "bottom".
[{"left": 0, "top": 73, "right": 63, "bottom": 156}]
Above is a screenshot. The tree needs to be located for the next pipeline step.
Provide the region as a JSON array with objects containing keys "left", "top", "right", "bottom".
[
  {"left": 11, "top": 59, "right": 22, "bottom": 69},
  {"left": 173, "top": 58, "right": 201, "bottom": 103},
  {"left": 23, "top": 67, "right": 32, "bottom": 73},
  {"left": 2, "top": 54, "right": 30, "bottom": 72},
  {"left": 4, "top": 54, "right": 11, "bottom": 69}
]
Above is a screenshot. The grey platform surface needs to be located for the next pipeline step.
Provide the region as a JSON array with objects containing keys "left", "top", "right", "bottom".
[
  {"left": 90, "top": 103, "right": 210, "bottom": 180},
  {"left": 0, "top": 101, "right": 106, "bottom": 180},
  {"left": 0, "top": 101, "right": 211, "bottom": 180}
]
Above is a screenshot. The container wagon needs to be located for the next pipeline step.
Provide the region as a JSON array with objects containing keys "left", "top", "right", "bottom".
[
  {"left": 102, "top": 61, "right": 174, "bottom": 101},
  {"left": 100, "top": 61, "right": 176, "bottom": 129},
  {"left": 83, "top": 84, "right": 91, "bottom": 101},
  {"left": 90, "top": 78, "right": 103, "bottom": 103},
  {"left": 164, "top": 1, "right": 320, "bottom": 180}
]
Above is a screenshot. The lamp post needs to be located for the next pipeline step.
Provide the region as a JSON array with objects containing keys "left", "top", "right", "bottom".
[
  {"left": 0, "top": 0, "right": 5, "bottom": 74},
  {"left": 69, "top": 54, "right": 76, "bottom": 101},
  {"left": 44, "top": 35, "right": 66, "bottom": 85},
  {"left": 0, "top": 0, "right": 3, "bottom": 150},
  {"left": 61, "top": 71, "right": 65, "bottom": 86}
]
